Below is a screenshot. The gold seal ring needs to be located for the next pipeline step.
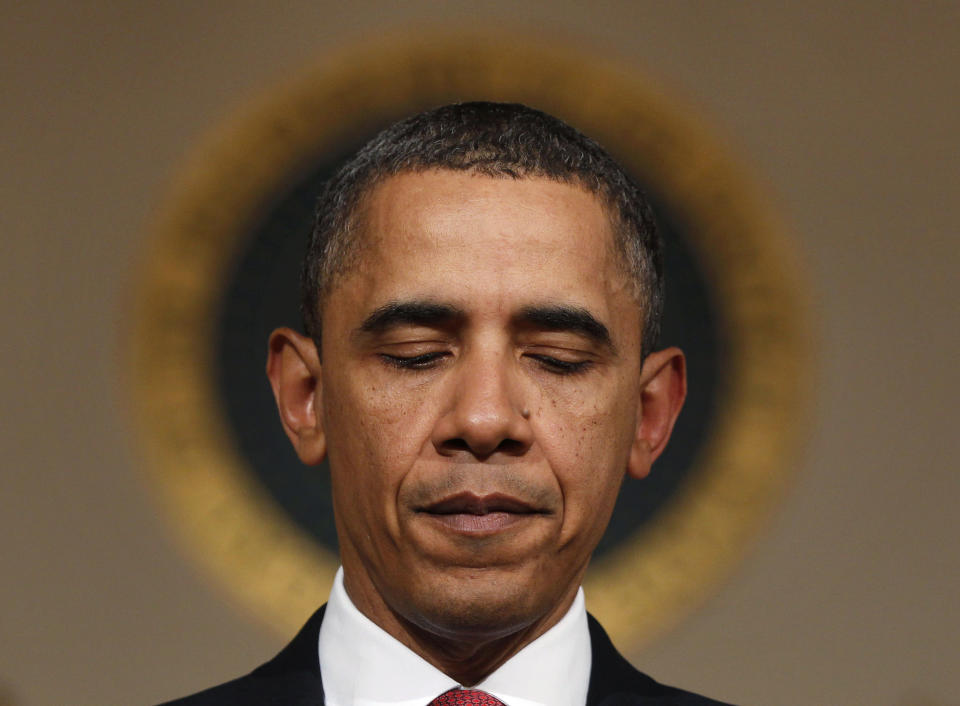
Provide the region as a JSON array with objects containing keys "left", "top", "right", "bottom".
[{"left": 129, "top": 33, "right": 811, "bottom": 650}]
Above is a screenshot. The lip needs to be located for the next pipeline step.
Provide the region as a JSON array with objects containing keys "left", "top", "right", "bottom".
[{"left": 417, "top": 492, "right": 546, "bottom": 534}]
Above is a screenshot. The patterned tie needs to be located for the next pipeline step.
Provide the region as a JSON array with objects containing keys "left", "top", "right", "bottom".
[{"left": 428, "top": 687, "right": 506, "bottom": 705}]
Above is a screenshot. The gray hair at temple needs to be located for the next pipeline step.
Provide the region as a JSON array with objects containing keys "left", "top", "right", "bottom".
[{"left": 300, "top": 101, "right": 664, "bottom": 359}]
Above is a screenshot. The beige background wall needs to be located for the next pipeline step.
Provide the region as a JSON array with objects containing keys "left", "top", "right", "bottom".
[{"left": 2, "top": 2, "right": 958, "bottom": 705}]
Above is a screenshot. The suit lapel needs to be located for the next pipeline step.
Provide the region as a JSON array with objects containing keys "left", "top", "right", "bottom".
[
  {"left": 248, "top": 604, "right": 327, "bottom": 705},
  {"left": 586, "top": 613, "right": 660, "bottom": 705}
]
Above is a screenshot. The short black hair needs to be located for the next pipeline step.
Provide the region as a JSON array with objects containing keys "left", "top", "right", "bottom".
[{"left": 301, "top": 101, "right": 664, "bottom": 358}]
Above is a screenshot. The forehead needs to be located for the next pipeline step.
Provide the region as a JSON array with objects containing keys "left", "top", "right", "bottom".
[{"left": 331, "top": 170, "right": 638, "bottom": 331}]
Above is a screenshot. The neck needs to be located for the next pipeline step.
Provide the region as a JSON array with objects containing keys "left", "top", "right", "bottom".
[
  {"left": 342, "top": 571, "right": 581, "bottom": 685},
  {"left": 397, "top": 605, "right": 569, "bottom": 685}
]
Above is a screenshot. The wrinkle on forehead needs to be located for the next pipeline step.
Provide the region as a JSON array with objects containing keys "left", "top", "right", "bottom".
[
  {"left": 364, "top": 171, "right": 616, "bottom": 254},
  {"left": 324, "top": 171, "right": 643, "bottom": 352}
]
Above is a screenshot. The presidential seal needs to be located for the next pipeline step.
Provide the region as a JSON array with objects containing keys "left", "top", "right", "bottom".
[{"left": 129, "top": 35, "right": 811, "bottom": 650}]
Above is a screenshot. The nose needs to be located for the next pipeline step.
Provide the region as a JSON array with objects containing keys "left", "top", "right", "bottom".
[{"left": 431, "top": 348, "right": 533, "bottom": 459}]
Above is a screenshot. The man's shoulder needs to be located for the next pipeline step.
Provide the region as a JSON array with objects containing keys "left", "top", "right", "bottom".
[
  {"left": 155, "top": 606, "right": 327, "bottom": 706},
  {"left": 586, "top": 614, "right": 738, "bottom": 706}
]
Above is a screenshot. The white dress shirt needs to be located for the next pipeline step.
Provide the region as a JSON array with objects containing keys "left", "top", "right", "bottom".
[{"left": 318, "top": 567, "right": 592, "bottom": 706}]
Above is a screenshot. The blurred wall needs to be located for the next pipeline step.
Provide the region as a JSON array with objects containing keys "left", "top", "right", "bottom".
[{"left": 1, "top": 2, "right": 958, "bottom": 705}]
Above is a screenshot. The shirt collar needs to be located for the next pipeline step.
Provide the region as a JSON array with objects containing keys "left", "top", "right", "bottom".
[{"left": 318, "top": 567, "right": 591, "bottom": 706}]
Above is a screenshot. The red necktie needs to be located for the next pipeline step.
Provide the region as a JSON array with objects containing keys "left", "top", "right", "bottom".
[{"left": 428, "top": 688, "right": 505, "bottom": 705}]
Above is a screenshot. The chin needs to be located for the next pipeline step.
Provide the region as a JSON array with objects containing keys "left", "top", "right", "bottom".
[{"left": 401, "top": 568, "right": 551, "bottom": 641}]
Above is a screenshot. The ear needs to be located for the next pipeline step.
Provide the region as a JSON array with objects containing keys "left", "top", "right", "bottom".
[
  {"left": 626, "top": 347, "right": 687, "bottom": 480},
  {"left": 265, "top": 327, "right": 327, "bottom": 466}
]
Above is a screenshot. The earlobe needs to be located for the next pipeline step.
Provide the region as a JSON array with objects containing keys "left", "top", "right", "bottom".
[
  {"left": 265, "top": 327, "right": 327, "bottom": 466},
  {"left": 626, "top": 347, "right": 687, "bottom": 480}
]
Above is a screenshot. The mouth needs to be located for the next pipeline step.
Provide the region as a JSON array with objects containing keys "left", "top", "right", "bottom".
[{"left": 418, "top": 492, "right": 546, "bottom": 534}]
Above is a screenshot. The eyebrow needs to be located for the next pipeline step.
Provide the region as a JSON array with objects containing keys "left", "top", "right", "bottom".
[
  {"left": 514, "top": 304, "right": 615, "bottom": 352},
  {"left": 357, "top": 300, "right": 465, "bottom": 335}
]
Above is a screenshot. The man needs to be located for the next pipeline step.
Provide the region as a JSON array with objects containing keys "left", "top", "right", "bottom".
[{"left": 161, "top": 102, "right": 735, "bottom": 705}]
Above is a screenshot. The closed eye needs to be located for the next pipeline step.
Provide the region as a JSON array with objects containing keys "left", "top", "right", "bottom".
[
  {"left": 380, "top": 352, "right": 449, "bottom": 370},
  {"left": 527, "top": 354, "right": 593, "bottom": 375}
]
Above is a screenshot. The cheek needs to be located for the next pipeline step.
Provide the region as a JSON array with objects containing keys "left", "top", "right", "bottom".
[
  {"left": 536, "top": 383, "right": 637, "bottom": 538},
  {"left": 323, "top": 369, "right": 436, "bottom": 493},
  {"left": 537, "top": 377, "right": 637, "bottom": 463},
  {"left": 323, "top": 373, "right": 434, "bottom": 553}
]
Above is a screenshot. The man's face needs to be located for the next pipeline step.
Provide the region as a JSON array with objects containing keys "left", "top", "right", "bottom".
[{"left": 318, "top": 170, "right": 650, "bottom": 640}]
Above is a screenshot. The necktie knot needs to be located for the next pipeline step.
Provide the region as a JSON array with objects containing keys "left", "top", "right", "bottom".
[{"left": 428, "top": 687, "right": 505, "bottom": 705}]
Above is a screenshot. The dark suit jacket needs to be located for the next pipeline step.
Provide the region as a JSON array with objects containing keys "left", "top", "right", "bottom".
[{"left": 158, "top": 606, "right": 736, "bottom": 705}]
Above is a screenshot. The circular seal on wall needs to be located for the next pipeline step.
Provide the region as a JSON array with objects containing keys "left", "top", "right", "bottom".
[{"left": 129, "top": 34, "right": 811, "bottom": 650}]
